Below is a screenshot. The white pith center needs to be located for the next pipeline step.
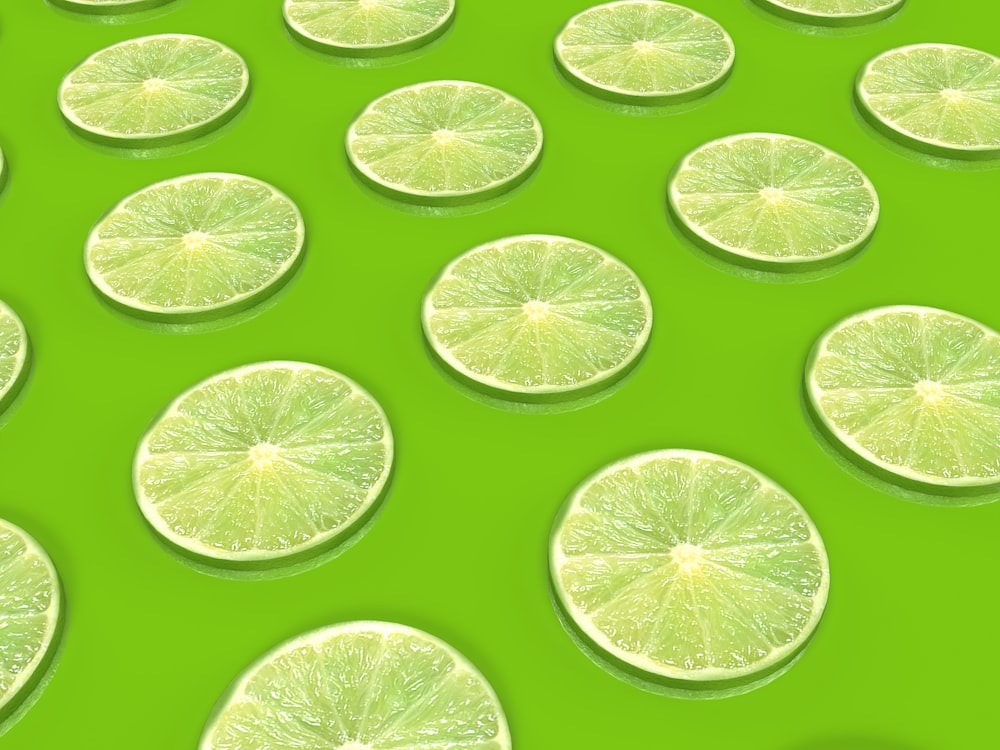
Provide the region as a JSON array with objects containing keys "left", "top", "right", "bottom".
[
  {"left": 632, "top": 40, "right": 656, "bottom": 55},
  {"left": 433, "top": 129, "right": 457, "bottom": 146},
  {"left": 940, "top": 88, "right": 965, "bottom": 104},
  {"left": 182, "top": 231, "right": 209, "bottom": 252},
  {"left": 143, "top": 78, "right": 166, "bottom": 94},
  {"left": 248, "top": 443, "right": 280, "bottom": 469},
  {"left": 358, "top": 0, "right": 378, "bottom": 9},
  {"left": 670, "top": 543, "right": 705, "bottom": 574},
  {"left": 915, "top": 379, "right": 946, "bottom": 404},
  {"left": 522, "top": 300, "right": 550, "bottom": 321},
  {"left": 759, "top": 186, "right": 786, "bottom": 205}
]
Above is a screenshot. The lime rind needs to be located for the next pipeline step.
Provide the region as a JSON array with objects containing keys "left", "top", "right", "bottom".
[
  {"left": 49, "top": 0, "right": 178, "bottom": 14},
  {"left": 753, "top": 0, "right": 904, "bottom": 27},
  {"left": 84, "top": 173, "right": 306, "bottom": 324},
  {"left": 0, "top": 146, "right": 8, "bottom": 195},
  {"left": 0, "top": 302, "right": 30, "bottom": 416}
]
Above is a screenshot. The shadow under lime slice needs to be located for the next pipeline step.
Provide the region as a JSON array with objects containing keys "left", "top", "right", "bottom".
[
  {"left": 0, "top": 520, "right": 63, "bottom": 732},
  {"left": 806, "top": 306, "right": 1000, "bottom": 500},
  {"left": 753, "top": 0, "right": 904, "bottom": 26},
  {"left": 549, "top": 450, "right": 829, "bottom": 696},
  {"left": 58, "top": 34, "right": 249, "bottom": 148},
  {"left": 199, "top": 621, "right": 511, "bottom": 750},
  {"left": 856, "top": 44, "right": 1000, "bottom": 160},
  {"left": 669, "top": 133, "right": 879, "bottom": 272},
  {"left": 49, "top": 0, "right": 177, "bottom": 14},
  {"left": 0, "top": 302, "right": 30, "bottom": 417},
  {"left": 555, "top": 1, "right": 735, "bottom": 106},
  {"left": 347, "top": 81, "right": 543, "bottom": 206},
  {"left": 85, "top": 174, "right": 305, "bottom": 324},
  {"left": 283, "top": 0, "right": 455, "bottom": 57},
  {"left": 133, "top": 362, "right": 394, "bottom": 572},
  {"left": 422, "top": 234, "right": 652, "bottom": 404}
]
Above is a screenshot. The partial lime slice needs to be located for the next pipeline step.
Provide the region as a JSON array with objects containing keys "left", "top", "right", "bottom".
[
  {"left": 550, "top": 450, "right": 829, "bottom": 694},
  {"left": 555, "top": 1, "right": 735, "bottom": 105},
  {"left": 284, "top": 0, "right": 455, "bottom": 57},
  {"left": 856, "top": 44, "right": 1000, "bottom": 160},
  {"left": 423, "top": 235, "right": 652, "bottom": 403},
  {"left": 0, "top": 145, "right": 7, "bottom": 194},
  {"left": 200, "top": 621, "right": 510, "bottom": 750},
  {"left": 347, "top": 81, "right": 543, "bottom": 206},
  {"left": 806, "top": 306, "right": 1000, "bottom": 496},
  {"left": 0, "top": 520, "right": 63, "bottom": 725},
  {"left": 134, "top": 362, "right": 394, "bottom": 569},
  {"left": 754, "top": 0, "right": 904, "bottom": 26},
  {"left": 49, "top": 0, "right": 177, "bottom": 14},
  {"left": 58, "top": 34, "right": 249, "bottom": 147},
  {"left": 0, "top": 302, "right": 30, "bottom": 416},
  {"left": 669, "top": 133, "right": 879, "bottom": 271},
  {"left": 85, "top": 174, "right": 304, "bottom": 323}
]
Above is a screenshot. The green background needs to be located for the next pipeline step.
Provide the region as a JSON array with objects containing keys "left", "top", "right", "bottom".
[{"left": 0, "top": 0, "right": 997, "bottom": 747}]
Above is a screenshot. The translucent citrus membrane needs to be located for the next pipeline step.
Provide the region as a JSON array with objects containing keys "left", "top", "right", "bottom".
[
  {"left": 756, "top": 0, "right": 904, "bottom": 25},
  {"left": 0, "top": 302, "right": 29, "bottom": 412}
]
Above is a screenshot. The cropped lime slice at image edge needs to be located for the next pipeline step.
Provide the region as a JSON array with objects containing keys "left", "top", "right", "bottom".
[
  {"left": 58, "top": 34, "right": 250, "bottom": 148},
  {"left": 200, "top": 621, "right": 511, "bottom": 750},
  {"left": 555, "top": 1, "right": 735, "bottom": 106},
  {"left": 133, "top": 362, "right": 394, "bottom": 571},
  {"left": 0, "top": 301, "right": 31, "bottom": 416},
  {"left": 0, "top": 146, "right": 8, "bottom": 194},
  {"left": 0, "top": 520, "right": 63, "bottom": 731},
  {"left": 806, "top": 306, "right": 1000, "bottom": 501},
  {"left": 550, "top": 450, "right": 830, "bottom": 696},
  {"left": 669, "top": 133, "right": 879, "bottom": 272},
  {"left": 856, "top": 44, "right": 1000, "bottom": 160},
  {"left": 753, "top": 0, "right": 905, "bottom": 27},
  {"left": 48, "top": 0, "right": 178, "bottom": 15},
  {"left": 283, "top": 0, "right": 456, "bottom": 57},
  {"left": 422, "top": 235, "right": 653, "bottom": 404},
  {"left": 346, "top": 80, "right": 543, "bottom": 206},
  {"left": 85, "top": 173, "right": 305, "bottom": 324}
]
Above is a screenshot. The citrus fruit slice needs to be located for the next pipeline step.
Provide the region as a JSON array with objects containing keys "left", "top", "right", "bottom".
[
  {"left": 0, "top": 145, "right": 7, "bottom": 194},
  {"left": 754, "top": 0, "right": 904, "bottom": 26},
  {"left": 283, "top": 0, "right": 455, "bottom": 57},
  {"left": 669, "top": 133, "right": 879, "bottom": 271},
  {"left": 0, "top": 301, "right": 30, "bottom": 416},
  {"left": 806, "top": 306, "right": 1000, "bottom": 496},
  {"left": 0, "top": 520, "right": 63, "bottom": 725},
  {"left": 550, "top": 450, "right": 829, "bottom": 694},
  {"left": 58, "top": 34, "right": 249, "bottom": 147},
  {"left": 134, "top": 362, "right": 394, "bottom": 569},
  {"left": 347, "top": 81, "right": 543, "bottom": 205},
  {"left": 200, "top": 621, "right": 510, "bottom": 750},
  {"left": 555, "top": 1, "right": 735, "bottom": 105},
  {"left": 856, "top": 44, "right": 1000, "bottom": 160},
  {"left": 85, "top": 173, "right": 305, "bottom": 323},
  {"left": 423, "top": 235, "right": 652, "bottom": 402},
  {"left": 49, "top": 0, "right": 177, "bottom": 14}
]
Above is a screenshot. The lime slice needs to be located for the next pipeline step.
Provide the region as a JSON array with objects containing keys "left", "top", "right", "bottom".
[
  {"left": 283, "top": 0, "right": 455, "bottom": 57},
  {"left": 346, "top": 81, "right": 543, "bottom": 206},
  {"left": 50, "top": 0, "right": 177, "bottom": 14},
  {"left": 806, "top": 306, "right": 1000, "bottom": 496},
  {"left": 58, "top": 34, "right": 249, "bottom": 147},
  {"left": 423, "top": 235, "right": 652, "bottom": 402},
  {"left": 200, "top": 621, "right": 510, "bottom": 750},
  {"left": 550, "top": 450, "right": 829, "bottom": 693},
  {"left": 0, "top": 145, "right": 7, "bottom": 194},
  {"left": 754, "top": 0, "right": 904, "bottom": 26},
  {"left": 134, "top": 362, "right": 394, "bottom": 569},
  {"left": 0, "top": 302, "right": 29, "bottom": 416},
  {"left": 669, "top": 133, "right": 879, "bottom": 271},
  {"left": 0, "top": 520, "right": 63, "bottom": 725},
  {"left": 85, "top": 174, "right": 305, "bottom": 323},
  {"left": 856, "top": 44, "right": 1000, "bottom": 160},
  {"left": 555, "top": 1, "right": 735, "bottom": 105}
]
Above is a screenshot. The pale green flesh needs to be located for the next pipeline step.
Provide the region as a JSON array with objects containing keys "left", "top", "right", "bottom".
[
  {"left": 86, "top": 175, "right": 303, "bottom": 315},
  {"left": 425, "top": 236, "right": 651, "bottom": 393},
  {"left": 860, "top": 45, "right": 1000, "bottom": 150},
  {"left": 60, "top": 36, "right": 247, "bottom": 139},
  {"left": 348, "top": 83, "right": 541, "bottom": 197},
  {"left": 201, "top": 623, "right": 509, "bottom": 750},
  {"left": 809, "top": 307, "right": 1000, "bottom": 486},
  {"left": 552, "top": 452, "right": 827, "bottom": 680},
  {"left": 766, "top": 0, "right": 901, "bottom": 16},
  {"left": 0, "top": 305, "right": 26, "bottom": 404},
  {"left": 285, "top": 0, "right": 452, "bottom": 48},
  {"left": 671, "top": 135, "right": 877, "bottom": 261},
  {"left": 136, "top": 364, "right": 392, "bottom": 560},
  {"left": 557, "top": 1, "right": 733, "bottom": 97}
]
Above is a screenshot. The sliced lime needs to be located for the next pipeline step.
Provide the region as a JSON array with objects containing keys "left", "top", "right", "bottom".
[
  {"left": 85, "top": 174, "right": 304, "bottom": 323},
  {"left": 0, "top": 146, "right": 7, "bottom": 194},
  {"left": 134, "top": 362, "right": 394, "bottom": 569},
  {"left": 550, "top": 450, "right": 829, "bottom": 694},
  {"left": 0, "top": 302, "right": 29, "bottom": 416},
  {"left": 856, "top": 44, "right": 1000, "bottom": 160},
  {"left": 555, "top": 1, "right": 735, "bottom": 105},
  {"left": 0, "top": 520, "right": 62, "bottom": 725},
  {"left": 200, "top": 621, "right": 510, "bottom": 750},
  {"left": 59, "top": 34, "right": 249, "bottom": 147},
  {"left": 806, "top": 306, "right": 1000, "bottom": 496},
  {"left": 50, "top": 0, "right": 177, "bottom": 14},
  {"left": 669, "top": 133, "right": 879, "bottom": 271},
  {"left": 347, "top": 81, "right": 543, "bottom": 205},
  {"left": 754, "top": 0, "right": 904, "bottom": 26},
  {"left": 423, "top": 235, "right": 652, "bottom": 402},
  {"left": 284, "top": 0, "right": 455, "bottom": 56}
]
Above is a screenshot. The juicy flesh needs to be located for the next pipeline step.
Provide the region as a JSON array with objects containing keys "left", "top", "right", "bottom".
[
  {"left": 772, "top": 0, "right": 901, "bottom": 16},
  {"left": 0, "top": 309, "right": 25, "bottom": 399},
  {"left": 285, "top": 0, "right": 452, "bottom": 47}
]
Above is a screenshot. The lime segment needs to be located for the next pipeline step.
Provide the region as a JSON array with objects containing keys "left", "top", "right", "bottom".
[
  {"left": 50, "top": 0, "right": 177, "bottom": 13},
  {"left": 0, "top": 302, "right": 29, "bottom": 415},
  {"left": 200, "top": 621, "right": 510, "bottom": 750},
  {"left": 755, "top": 0, "right": 904, "bottom": 26}
]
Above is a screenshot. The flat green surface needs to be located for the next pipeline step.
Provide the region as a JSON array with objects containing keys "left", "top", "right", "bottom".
[{"left": 0, "top": 1, "right": 996, "bottom": 747}]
